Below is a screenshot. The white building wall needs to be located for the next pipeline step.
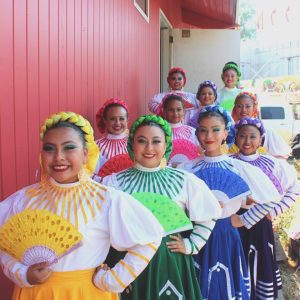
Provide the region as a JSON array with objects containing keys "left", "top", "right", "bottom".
[{"left": 172, "top": 29, "right": 240, "bottom": 93}]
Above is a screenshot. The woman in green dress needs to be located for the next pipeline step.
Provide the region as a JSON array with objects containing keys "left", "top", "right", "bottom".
[{"left": 102, "top": 114, "right": 221, "bottom": 300}]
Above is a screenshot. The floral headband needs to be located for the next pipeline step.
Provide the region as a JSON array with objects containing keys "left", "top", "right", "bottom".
[
  {"left": 197, "top": 105, "right": 235, "bottom": 146},
  {"left": 196, "top": 80, "right": 218, "bottom": 100},
  {"left": 235, "top": 117, "right": 266, "bottom": 145},
  {"left": 167, "top": 67, "right": 187, "bottom": 86},
  {"left": 95, "top": 98, "right": 128, "bottom": 133},
  {"left": 232, "top": 91, "right": 258, "bottom": 122}
]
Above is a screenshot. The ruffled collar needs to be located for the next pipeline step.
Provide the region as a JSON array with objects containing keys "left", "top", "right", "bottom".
[
  {"left": 134, "top": 163, "right": 161, "bottom": 172},
  {"left": 222, "top": 86, "right": 238, "bottom": 92},
  {"left": 202, "top": 154, "right": 229, "bottom": 163},
  {"left": 48, "top": 177, "right": 82, "bottom": 189},
  {"left": 105, "top": 132, "right": 128, "bottom": 140},
  {"left": 236, "top": 152, "right": 260, "bottom": 161},
  {"left": 169, "top": 122, "right": 183, "bottom": 128}
]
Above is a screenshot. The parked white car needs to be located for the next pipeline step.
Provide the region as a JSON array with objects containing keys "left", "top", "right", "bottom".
[
  {"left": 258, "top": 93, "right": 300, "bottom": 158},
  {"left": 258, "top": 93, "right": 300, "bottom": 141}
]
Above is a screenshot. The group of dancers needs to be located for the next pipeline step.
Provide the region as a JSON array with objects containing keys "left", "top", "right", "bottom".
[{"left": 0, "top": 62, "right": 299, "bottom": 300}]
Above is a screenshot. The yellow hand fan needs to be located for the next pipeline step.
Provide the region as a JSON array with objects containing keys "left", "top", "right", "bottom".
[{"left": 0, "top": 209, "right": 83, "bottom": 266}]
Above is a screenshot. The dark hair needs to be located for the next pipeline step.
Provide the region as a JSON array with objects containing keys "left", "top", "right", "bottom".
[
  {"left": 162, "top": 94, "right": 184, "bottom": 110},
  {"left": 103, "top": 103, "right": 128, "bottom": 120},
  {"left": 196, "top": 84, "right": 217, "bottom": 101},
  {"left": 44, "top": 121, "right": 86, "bottom": 147},
  {"left": 197, "top": 111, "right": 226, "bottom": 126}
]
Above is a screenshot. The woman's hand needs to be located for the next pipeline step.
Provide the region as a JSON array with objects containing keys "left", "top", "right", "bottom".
[
  {"left": 27, "top": 262, "right": 52, "bottom": 285},
  {"left": 231, "top": 214, "right": 244, "bottom": 228},
  {"left": 166, "top": 235, "right": 186, "bottom": 254},
  {"left": 95, "top": 263, "right": 110, "bottom": 273},
  {"left": 93, "top": 263, "right": 110, "bottom": 282},
  {"left": 246, "top": 196, "right": 256, "bottom": 205},
  {"left": 266, "top": 213, "right": 273, "bottom": 221}
]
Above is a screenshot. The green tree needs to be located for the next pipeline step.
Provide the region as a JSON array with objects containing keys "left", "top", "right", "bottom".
[{"left": 239, "top": 0, "right": 256, "bottom": 41}]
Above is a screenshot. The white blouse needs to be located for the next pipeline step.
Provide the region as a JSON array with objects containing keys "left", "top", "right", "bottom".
[
  {"left": 180, "top": 155, "right": 281, "bottom": 226},
  {"left": 0, "top": 177, "right": 163, "bottom": 293},
  {"left": 103, "top": 164, "right": 221, "bottom": 255},
  {"left": 233, "top": 152, "right": 300, "bottom": 218}
]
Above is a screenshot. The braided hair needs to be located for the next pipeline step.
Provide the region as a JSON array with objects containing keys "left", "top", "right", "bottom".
[
  {"left": 40, "top": 111, "right": 99, "bottom": 174},
  {"left": 221, "top": 61, "right": 242, "bottom": 87},
  {"left": 127, "top": 114, "right": 173, "bottom": 160}
]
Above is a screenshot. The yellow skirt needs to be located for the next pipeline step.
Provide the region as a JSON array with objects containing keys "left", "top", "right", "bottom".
[{"left": 12, "top": 268, "right": 118, "bottom": 300}]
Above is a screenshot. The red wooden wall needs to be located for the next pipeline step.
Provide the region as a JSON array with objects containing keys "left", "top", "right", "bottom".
[
  {"left": 0, "top": 0, "right": 160, "bottom": 199},
  {"left": 0, "top": 0, "right": 161, "bottom": 298}
]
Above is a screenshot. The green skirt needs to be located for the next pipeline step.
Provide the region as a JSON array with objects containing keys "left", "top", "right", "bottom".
[{"left": 120, "top": 236, "right": 202, "bottom": 300}]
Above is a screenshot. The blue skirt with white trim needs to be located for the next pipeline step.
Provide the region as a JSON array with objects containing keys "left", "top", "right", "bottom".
[
  {"left": 194, "top": 217, "right": 250, "bottom": 300},
  {"left": 238, "top": 209, "right": 282, "bottom": 300}
]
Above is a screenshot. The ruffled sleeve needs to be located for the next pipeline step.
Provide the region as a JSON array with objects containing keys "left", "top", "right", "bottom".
[
  {"left": 181, "top": 172, "right": 222, "bottom": 254},
  {"left": 232, "top": 159, "right": 281, "bottom": 204},
  {"left": 148, "top": 93, "right": 164, "bottom": 115},
  {"left": 0, "top": 188, "right": 33, "bottom": 287},
  {"left": 232, "top": 159, "right": 282, "bottom": 229},
  {"left": 93, "top": 188, "right": 163, "bottom": 293},
  {"left": 270, "top": 159, "right": 300, "bottom": 218}
]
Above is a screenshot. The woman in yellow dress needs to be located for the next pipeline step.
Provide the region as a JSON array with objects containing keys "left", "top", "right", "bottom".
[{"left": 0, "top": 111, "right": 163, "bottom": 300}]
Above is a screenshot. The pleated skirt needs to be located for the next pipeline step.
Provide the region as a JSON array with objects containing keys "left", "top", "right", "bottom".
[
  {"left": 12, "top": 268, "right": 118, "bottom": 300},
  {"left": 121, "top": 236, "right": 202, "bottom": 300},
  {"left": 238, "top": 209, "right": 282, "bottom": 300},
  {"left": 194, "top": 217, "right": 250, "bottom": 300}
]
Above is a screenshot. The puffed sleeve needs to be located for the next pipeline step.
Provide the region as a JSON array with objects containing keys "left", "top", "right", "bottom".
[
  {"left": 270, "top": 159, "right": 300, "bottom": 218},
  {"left": 0, "top": 188, "right": 33, "bottom": 287},
  {"left": 182, "top": 172, "right": 222, "bottom": 255},
  {"left": 230, "top": 159, "right": 282, "bottom": 229},
  {"left": 264, "top": 128, "right": 292, "bottom": 159},
  {"left": 233, "top": 159, "right": 281, "bottom": 204},
  {"left": 93, "top": 188, "right": 163, "bottom": 293},
  {"left": 148, "top": 93, "right": 164, "bottom": 115},
  {"left": 101, "top": 173, "right": 117, "bottom": 187}
]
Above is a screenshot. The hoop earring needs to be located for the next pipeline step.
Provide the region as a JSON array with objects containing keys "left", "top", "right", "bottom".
[
  {"left": 78, "top": 167, "right": 90, "bottom": 183},
  {"left": 220, "top": 140, "right": 229, "bottom": 154},
  {"left": 159, "top": 156, "right": 167, "bottom": 169}
]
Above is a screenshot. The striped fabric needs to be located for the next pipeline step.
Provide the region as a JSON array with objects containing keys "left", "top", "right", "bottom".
[
  {"left": 232, "top": 153, "right": 300, "bottom": 223},
  {"left": 188, "top": 221, "right": 214, "bottom": 254},
  {"left": 172, "top": 125, "right": 195, "bottom": 141},
  {"left": 240, "top": 202, "right": 278, "bottom": 229},
  {"left": 0, "top": 251, "right": 31, "bottom": 287},
  {"left": 116, "top": 167, "right": 185, "bottom": 199},
  {"left": 96, "top": 136, "right": 128, "bottom": 160}
]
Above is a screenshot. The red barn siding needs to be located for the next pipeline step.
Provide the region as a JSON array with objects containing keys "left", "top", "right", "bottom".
[
  {"left": 0, "top": 0, "right": 160, "bottom": 199},
  {"left": 0, "top": 1, "right": 161, "bottom": 298}
]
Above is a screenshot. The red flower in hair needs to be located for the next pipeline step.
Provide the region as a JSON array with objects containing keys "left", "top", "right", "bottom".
[
  {"left": 232, "top": 92, "right": 258, "bottom": 122},
  {"left": 96, "top": 98, "right": 128, "bottom": 133},
  {"left": 167, "top": 67, "right": 187, "bottom": 86}
]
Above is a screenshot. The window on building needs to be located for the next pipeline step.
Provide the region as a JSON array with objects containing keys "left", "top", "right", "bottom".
[{"left": 134, "top": 0, "right": 149, "bottom": 22}]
